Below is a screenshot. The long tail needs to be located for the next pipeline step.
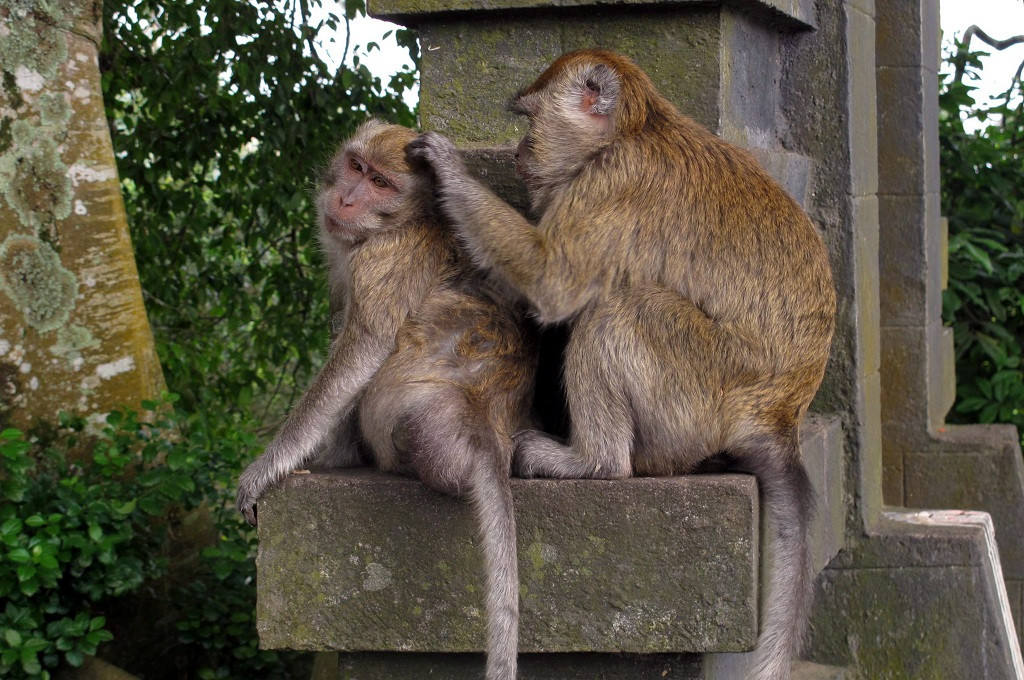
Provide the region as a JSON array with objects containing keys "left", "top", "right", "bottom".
[
  {"left": 733, "top": 434, "right": 815, "bottom": 680},
  {"left": 469, "top": 435, "right": 519, "bottom": 680}
]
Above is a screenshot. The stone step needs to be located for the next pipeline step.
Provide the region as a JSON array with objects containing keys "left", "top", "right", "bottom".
[{"left": 256, "top": 470, "right": 759, "bottom": 654}]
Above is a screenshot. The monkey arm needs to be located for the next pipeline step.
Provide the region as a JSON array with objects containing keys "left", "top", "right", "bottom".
[
  {"left": 235, "top": 327, "right": 395, "bottom": 524},
  {"left": 409, "top": 133, "right": 590, "bottom": 322}
]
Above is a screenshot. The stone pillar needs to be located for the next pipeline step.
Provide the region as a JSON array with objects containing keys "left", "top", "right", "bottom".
[{"left": 875, "top": 0, "right": 1024, "bottom": 646}]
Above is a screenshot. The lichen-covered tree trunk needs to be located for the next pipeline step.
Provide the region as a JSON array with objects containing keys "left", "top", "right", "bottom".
[{"left": 0, "top": 0, "right": 164, "bottom": 430}]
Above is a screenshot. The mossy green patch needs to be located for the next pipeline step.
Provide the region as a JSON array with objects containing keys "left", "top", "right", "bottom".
[{"left": 0, "top": 233, "right": 78, "bottom": 332}]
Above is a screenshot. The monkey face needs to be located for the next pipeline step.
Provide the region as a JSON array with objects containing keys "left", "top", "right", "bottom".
[{"left": 317, "top": 121, "right": 424, "bottom": 244}]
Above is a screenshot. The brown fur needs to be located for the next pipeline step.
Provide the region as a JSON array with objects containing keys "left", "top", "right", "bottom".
[
  {"left": 409, "top": 50, "right": 836, "bottom": 680},
  {"left": 237, "top": 120, "right": 535, "bottom": 680}
]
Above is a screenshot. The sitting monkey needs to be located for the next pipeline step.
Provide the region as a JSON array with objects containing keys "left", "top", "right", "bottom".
[
  {"left": 410, "top": 50, "right": 836, "bottom": 680},
  {"left": 236, "top": 120, "right": 536, "bottom": 680}
]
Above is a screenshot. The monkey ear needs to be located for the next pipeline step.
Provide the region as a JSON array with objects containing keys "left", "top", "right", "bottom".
[{"left": 578, "top": 64, "right": 619, "bottom": 119}]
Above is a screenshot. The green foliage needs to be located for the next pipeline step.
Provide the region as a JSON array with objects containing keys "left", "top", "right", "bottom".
[
  {"left": 92, "top": 2, "right": 418, "bottom": 677},
  {"left": 102, "top": 0, "right": 417, "bottom": 419},
  {"left": 0, "top": 407, "right": 200, "bottom": 680},
  {"left": 940, "top": 41, "right": 1024, "bottom": 432}
]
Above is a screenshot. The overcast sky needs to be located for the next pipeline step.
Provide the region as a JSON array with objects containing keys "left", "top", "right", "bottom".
[{"left": 332, "top": 1, "right": 1024, "bottom": 108}]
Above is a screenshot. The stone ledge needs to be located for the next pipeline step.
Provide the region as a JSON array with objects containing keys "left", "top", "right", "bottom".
[
  {"left": 256, "top": 471, "right": 759, "bottom": 654},
  {"left": 369, "top": 0, "right": 814, "bottom": 31}
]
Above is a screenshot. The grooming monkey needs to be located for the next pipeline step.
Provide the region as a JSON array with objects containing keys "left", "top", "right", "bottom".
[
  {"left": 409, "top": 50, "right": 836, "bottom": 680},
  {"left": 236, "top": 120, "right": 535, "bottom": 680}
]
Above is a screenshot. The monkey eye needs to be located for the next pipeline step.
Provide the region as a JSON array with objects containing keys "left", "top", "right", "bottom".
[
  {"left": 371, "top": 176, "right": 389, "bottom": 189},
  {"left": 349, "top": 157, "right": 362, "bottom": 172}
]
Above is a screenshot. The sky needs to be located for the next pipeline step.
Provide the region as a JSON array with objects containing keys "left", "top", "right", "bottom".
[{"left": 330, "top": 1, "right": 1024, "bottom": 109}]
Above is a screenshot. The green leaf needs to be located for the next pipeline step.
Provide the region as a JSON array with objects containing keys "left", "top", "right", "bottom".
[{"left": 4, "top": 628, "right": 22, "bottom": 647}]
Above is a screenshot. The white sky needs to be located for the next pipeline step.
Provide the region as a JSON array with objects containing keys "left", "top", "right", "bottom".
[
  {"left": 941, "top": 0, "right": 1024, "bottom": 105},
  {"left": 328, "top": 1, "right": 1024, "bottom": 110}
]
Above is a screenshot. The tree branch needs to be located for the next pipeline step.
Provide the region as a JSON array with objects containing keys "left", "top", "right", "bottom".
[{"left": 954, "top": 26, "right": 1024, "bottom": 84}]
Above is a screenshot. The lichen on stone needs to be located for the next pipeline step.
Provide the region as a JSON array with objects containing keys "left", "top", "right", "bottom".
[
  {"left": 0, "top": 0, "right": 69, "bottom": 80},
  {"left": 0, "top": 232, "right": 77, "bottom": 332},
  {"left": 0, "top": 119, "right": 72, "bottom": 228}
]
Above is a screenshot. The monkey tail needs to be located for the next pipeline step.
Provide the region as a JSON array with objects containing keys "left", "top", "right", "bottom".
[
  {"left": 468, "top": 431, "right": 520, "bottom": 680},
  {"left": 732, "top": 433, "right": 815, "bottom": 680}
]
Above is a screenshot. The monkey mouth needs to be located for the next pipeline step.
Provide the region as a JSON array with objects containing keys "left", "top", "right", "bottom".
[{"left": 324, "top": 215, "right": 356, "bottom": 237}]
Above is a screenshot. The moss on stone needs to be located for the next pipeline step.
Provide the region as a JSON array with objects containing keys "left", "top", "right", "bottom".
[{"left": 0, "top": 233, "right": 78, "bottom": 332}]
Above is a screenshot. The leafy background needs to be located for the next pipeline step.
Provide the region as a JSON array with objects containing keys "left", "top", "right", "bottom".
[{"left": 941, "top": 39, "right": 1024, "bottom": 436}]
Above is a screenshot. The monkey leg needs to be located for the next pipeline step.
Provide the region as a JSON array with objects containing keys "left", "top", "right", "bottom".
[
  {"left": 308, "top": 411, "right": 363, "bottom": 470},
  {"left": 517, "top": 287, "right": 759, "bottom": 479}
]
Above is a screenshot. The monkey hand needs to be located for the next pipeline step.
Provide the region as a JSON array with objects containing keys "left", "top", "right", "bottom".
[
  {"left": 235, "top": 459, "right": 274, "bottom": 526},
  {"left": 407, "top": 132, "right": 466, "bottom": 184}
]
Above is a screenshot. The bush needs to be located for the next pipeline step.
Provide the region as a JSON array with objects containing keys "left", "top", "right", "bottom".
[
  {"left": 0, "top": 405, "right": 197, "bottom": 679},
  {"left": 0, "top": 402, "right": 310, "bottom": 680},
  {"left": 940, "top": 41, "right": 1024, "bottom": 434}
]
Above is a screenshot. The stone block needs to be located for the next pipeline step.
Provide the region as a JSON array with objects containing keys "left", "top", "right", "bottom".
[
  {"left": 256, "top": 470, "right": 759, "bottom": 654},
  {"left": 791, "top": 661, "right": 848, "bottom": 680},
  {"left": 801, "top": 415, "right": 845, "bottom": 573},
  {"left": 808, "top": 515, "right": 1020, "bottom": 679},
  {"left": 845, "top": 3, "right": 879, "bottom": 198},
  {"left": 905, "top": 426, "right": 1024, "bottom": 581},
  {"left": 1007, "top": 580, "right": 1023, "bottom": 650},
  {"left": 335, "top": 652, "right": 703, "bottom": 679},
  {"left": 415, "top": 11, "right": 721, "bottom": 146},
  {"left": 748, "top": 149, "right": 814, "bottom": 209},
  {"left": 719, "top": 12, "right": 781, "bottom": 148},
  {"left": 857, "top": 371, "right": 884, "bottom": 532},
  {"left": 460, "top": 147, "right": 531, "bottom": 216},
  {"left": 875, "top": 0, "right": 925, "bottom": 70},
  {"left": 880, "top": 326, "right": 928, "bottom": 427},
  {"left": 853, "top": 195, "right": 880, "bottom": 376},
  {"left": 926, "top": 322, "right": 953, "bottom": 431},
  {"left": 882, "top": 439, "right": 903, "bottom": 507},
  {"left": 371, "top": 0, "right": 814, "bottom": 30},
  {"left": 878, "top": 192, "right": 940, "bottom": 327},
  {"left": 876, "top": 66, "right": 930, "bottom": 196}
]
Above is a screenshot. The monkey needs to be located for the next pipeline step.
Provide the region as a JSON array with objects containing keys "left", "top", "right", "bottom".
[
  {"left": 235, "top": 120, "right": 536, "bottom": 680},
  {"left": 408, "top": 50, "right": 836, "bottom": 680}
]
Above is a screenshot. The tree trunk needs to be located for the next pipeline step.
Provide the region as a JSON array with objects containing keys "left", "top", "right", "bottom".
[{"left": 0, "top": 0, "right": 164, "bottom": 430}]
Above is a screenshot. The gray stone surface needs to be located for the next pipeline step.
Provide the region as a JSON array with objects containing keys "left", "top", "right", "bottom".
[
  {"left": 791, "top": 661, "right": 849, "bottom": 680},
  {"left": 807, "top": 518, "right": 1017, "bottom": 680},
  {"left": 257, "top": 470, "right": 758, "bottom": 653},
  {"left": 904, "top": 425, "right": 1024, "bottom": 582},
  {"left": 335, "top": 652, "right": 703, "bottom": 679},
  {"left": 416, "top": 11, "right": 721, "bottom": 146},
  {"left": 801, "top": 416, "right": 845, "bottom": 574},
  {"left": 371, "top": 0, "right": 814, "bottom": 29},
  {"left": 878, "top": 192, "right": 940, "bottom": 327}
]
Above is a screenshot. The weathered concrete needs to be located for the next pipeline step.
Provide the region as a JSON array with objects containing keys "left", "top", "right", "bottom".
[
  {"left": 808, "top": 513, "right": 1023, "bottom": 679},
  {"left": 372, "top": 0, "right": 815, "bottom": 30},
  {"left": 257, "top": 470, "right": 759, "bottom": 654}
]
